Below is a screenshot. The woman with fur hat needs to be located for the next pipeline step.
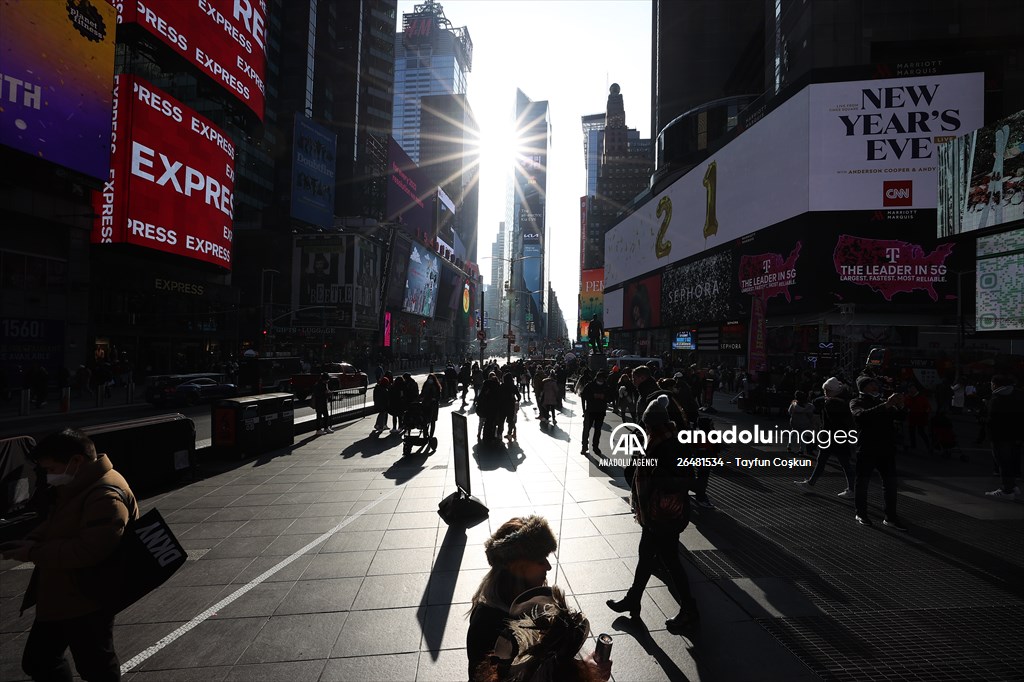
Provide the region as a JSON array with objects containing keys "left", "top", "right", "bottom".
[
  {"left": 474, "top": 585, "right": 612, "bottom": 682},
  {"left": 607, "top": 395, "right": 700, "bottom": 636},
  {"left": 467, "top": 516, "right": 558, "bottom": 680}
]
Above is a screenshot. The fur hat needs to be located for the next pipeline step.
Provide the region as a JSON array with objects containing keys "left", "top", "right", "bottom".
[
  {"left": 485, "top": 516, "right": 557, "bottom": 568},
  {"left": 642, "top": 394, "right": 672, "bottom": 427},
  {"left": 822, "top": 377, "right": 844, "bottom": 395}
]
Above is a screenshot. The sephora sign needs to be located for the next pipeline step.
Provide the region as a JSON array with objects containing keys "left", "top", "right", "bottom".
[{"left": 92, "top": 76, "right": 235, "bottom": 269}]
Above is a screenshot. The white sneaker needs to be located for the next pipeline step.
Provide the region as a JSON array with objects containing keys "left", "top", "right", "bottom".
[
  {"left": 326, "top": 427, "right": 335, "bottom": 433},
  {"left": 315, "top": 429, "right": 326, "bottom": 435},
  {"left": 985, "top": 486, "right": 1020, "bottom": 499},
  {"left": 837, "top": 489, "right": 854, "bottom": 499}
]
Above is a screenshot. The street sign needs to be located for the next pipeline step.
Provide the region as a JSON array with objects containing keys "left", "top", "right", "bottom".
[
  {"left": 509, "top": 334, "right": 516, "bottom": 343},
  {"left": 477, "top": 330, "right": 485, "bottom": 341}
]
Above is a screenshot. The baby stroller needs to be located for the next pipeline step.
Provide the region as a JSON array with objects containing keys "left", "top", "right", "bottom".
[{"left": 402, "top": 400, "right": 438, "bottom": 456}]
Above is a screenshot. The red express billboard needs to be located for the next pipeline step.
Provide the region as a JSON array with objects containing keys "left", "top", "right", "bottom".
[
  {"left": 92, "top": 76, "right": 235, "bottom": 269},
  {"left": 119, "top": 0, "right": 266, "bottom": 120}
]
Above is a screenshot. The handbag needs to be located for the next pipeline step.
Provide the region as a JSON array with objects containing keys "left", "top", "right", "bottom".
[{"left": 76, "top": 485, "right": 187, "bottom": 614}]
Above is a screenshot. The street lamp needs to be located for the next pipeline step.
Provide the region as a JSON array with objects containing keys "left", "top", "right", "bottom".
[{"left": 260, "top": 269, "right": 280, "bottom": 353}]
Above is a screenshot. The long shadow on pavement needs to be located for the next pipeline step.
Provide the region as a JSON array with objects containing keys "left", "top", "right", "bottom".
[
  {"left": 418, "top": 524, "right": 470, "bottom": 660},
  {"left": 610, "top": 615, "right": 695, "bottom": 682}
]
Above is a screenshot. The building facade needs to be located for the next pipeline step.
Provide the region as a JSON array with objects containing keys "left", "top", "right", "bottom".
[
  {"left": 392, "top": 0, "right": 472, "bottom": 164},
  {"left": 605, "top": 0, "right": 1024, "bottom": 375}
]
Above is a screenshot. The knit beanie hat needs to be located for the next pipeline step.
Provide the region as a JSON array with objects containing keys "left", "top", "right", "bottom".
[
  {"left": 642, "top": 394, "right": 672, "bottom": 427},
  {"left": 485, "top": 516, "right": 557, "bottom": 568},
  {"left": 856, "top": 375, "right": 878, "bottom": 393}
]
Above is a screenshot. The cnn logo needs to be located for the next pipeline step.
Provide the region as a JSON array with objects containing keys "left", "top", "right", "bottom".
[{"left": 883, "top": 180, "right": 912, "bottom": 207}]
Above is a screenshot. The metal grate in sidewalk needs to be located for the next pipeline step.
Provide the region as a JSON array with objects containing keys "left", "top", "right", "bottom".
[{"left": 758, "top": 606, "right": 1024, "bottom": 682}]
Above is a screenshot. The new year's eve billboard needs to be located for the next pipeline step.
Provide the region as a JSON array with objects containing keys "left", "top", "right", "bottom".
[
  {"left": 605, "top": 73, "right": 984, "bottom": 288},
  {"left": 0, "top": 0, "right": 116, "bottom": 180},
  {"left": 91, "top": 76, "right": 235, "bottom": 269},
  {"left": 291, "top": 115, "right": 336, "bottom": 228},
  {"left": 118, "top": 0, "right": 267, "bottom": 120}
]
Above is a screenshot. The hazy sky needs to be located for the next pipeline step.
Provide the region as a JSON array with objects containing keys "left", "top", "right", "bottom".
[{"left": 395, "top": 0, "right": 653, "bottom": 332}]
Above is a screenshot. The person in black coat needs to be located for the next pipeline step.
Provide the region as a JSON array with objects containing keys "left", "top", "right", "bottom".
[
  {"left": 497, "top": 374, "right": 521, "bottom": 442},
  {"left": 797, "top": 376, "right": 856, "bottom": 497},
  {"left": 371, "top": 376, "right": 391, "bottom": 435},
  {"left": 850, "top": 375, "right": 906, "bottom": 529},
  {"left": 985, "top": 374, "right": 1022, "bottom": 498},
  {"left": 580, "top": 371, "right": 611, "bottom": 456}
]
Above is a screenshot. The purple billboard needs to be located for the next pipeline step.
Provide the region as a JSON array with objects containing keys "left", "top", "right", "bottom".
[{"left": 0, "top": 0, "right": 116, "bottom": 180}]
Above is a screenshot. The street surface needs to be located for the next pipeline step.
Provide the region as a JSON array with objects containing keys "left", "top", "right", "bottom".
[{"left": 1, "top": 386, "right": 1021, "bottom": 681}]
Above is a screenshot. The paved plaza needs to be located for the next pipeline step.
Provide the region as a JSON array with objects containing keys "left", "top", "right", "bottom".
[{"left": 1, "top": 388, "right": 1022, "bottom": 681}]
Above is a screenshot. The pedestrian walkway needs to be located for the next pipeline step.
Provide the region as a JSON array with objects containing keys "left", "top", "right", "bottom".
[{"left": 1, "top": 388, "right": 1021, "bottom": 681}]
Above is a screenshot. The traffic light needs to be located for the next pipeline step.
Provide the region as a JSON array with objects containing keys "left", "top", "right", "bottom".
[{"left": 262, "top": 329, "right": 268, "bottom": 336}]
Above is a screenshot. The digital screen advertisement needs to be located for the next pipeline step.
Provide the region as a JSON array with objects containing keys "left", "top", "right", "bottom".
[
  {"left": 403, "top": 242, "right": 440, "bottom": 318},
  {"left": 623, "top": 273, "right": 662, "bottom": 330},
  {"left": 579, "top": 269, "right": 604, "bottom": 340},
  {"left": 0, "top": 0, "right": 116, "bottom": 180},
  {"left": 291, "top": 115, "right": 336, "bottom": 228},
  {"left": 661, "top": 251, "right": 736, "bottom": 326},
  {"left": 672, "top": 330, "right": 696, "bottom": 350},
  {"left": 976, "top": 228, "right": 1024, "bottom": 332},
  {"left": 118, "top": 0, "right": 267, "bottom": 120},
  {"left": 938, "top": 109, "right": 1024, "bottom": 237},
  {"left": 91, "top": 76, "right": 235, "bottom": 269},
  {"left": 605, "top": 72, "right": 984, "bottom": 289},
  {"left": 387, "top": 138, "right": 437, "bottom": 238}
]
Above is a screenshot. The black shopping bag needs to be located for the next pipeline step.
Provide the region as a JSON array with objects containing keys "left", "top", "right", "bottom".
[{"left": 77, "top": 486, "right": 187, "bottom": 613}]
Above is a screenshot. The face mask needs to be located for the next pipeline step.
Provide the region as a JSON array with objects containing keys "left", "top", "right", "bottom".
[{"left": 46, "top": 460, "right": 79, "bottom": 487}]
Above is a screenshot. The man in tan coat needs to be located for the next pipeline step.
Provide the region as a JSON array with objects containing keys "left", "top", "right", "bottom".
[{"left": 2, "top": 428, "right": 138, "bottom": 682}]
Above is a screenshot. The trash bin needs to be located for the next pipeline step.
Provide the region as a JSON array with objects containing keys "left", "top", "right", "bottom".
[
  {"left": 212, "top": 393, "right": 294, "bottom": 458},
  {"left": 212, "top": 397, "right": 262, "bottom": 459},
  {"left": 82, "top": 414, "right": 197, "bottom": 494},
  {"left": 258, "top": 393, "right": 295, "bottom": 451}
]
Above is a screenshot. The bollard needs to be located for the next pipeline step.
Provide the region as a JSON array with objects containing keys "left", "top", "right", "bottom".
[
  {"left": 19, "top": 388, "right": 31, "bottom": 416},
  {"left": 60, "top": 386, "right": 71, "bottom": 413},
  {"left": 95, "top": 388, "right": 105, "bottom": 409},
  {"left": 126, "top": 382, "right": 135, "bottom": 404}
]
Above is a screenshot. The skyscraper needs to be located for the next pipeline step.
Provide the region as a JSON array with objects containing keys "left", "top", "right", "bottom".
[
  {"left": 508, "top": 89, "right": 550, "bottom": 348},
  {"left": 393, "top": 0, "right": 473, "bottom": 163},
  {"left": 487, "top": 223, "right": 507, "bottom": 340}
]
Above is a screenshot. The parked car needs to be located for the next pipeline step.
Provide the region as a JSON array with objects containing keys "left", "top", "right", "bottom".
[
  {"left": 152, "top": 376, "right": 238, "bottom": 405},
  {"left": 290, "top": 362, "right": 368, "bottom": 400}
]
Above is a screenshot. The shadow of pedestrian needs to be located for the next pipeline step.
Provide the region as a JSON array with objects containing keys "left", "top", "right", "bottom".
[
  {"left": 382, "top": 452, "right": 432, "bottom": 485},
  {"left": 418, "top": 524, "right": 473, "bottom": 660},
  {"left": 610, "top": 615, "right": 694, "bottom": 681},
  {"left": 338, "top": 434, "right": 398, "bottom": 459},
  {"left": 472, "top": 440, "right": 523, "bottom": 472}
]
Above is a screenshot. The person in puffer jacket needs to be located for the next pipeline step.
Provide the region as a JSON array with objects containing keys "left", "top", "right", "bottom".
[{"left": 3, "top": 428, "right": 139, "bottom": 682}]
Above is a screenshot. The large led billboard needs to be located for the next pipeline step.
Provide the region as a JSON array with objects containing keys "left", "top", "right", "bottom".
[
  {"left": 0, "top": 0, "right": 116, "bottom": 180},
  {"left": 92, "top": 76, "right": 235, "bottom": 269},
  {"left": 661, "top": 250, "right": 737, "bottom": 326},
  {"left": 387, "top": 137, "right": 437, "bottom": 238},
  {"left": 938, "top": 109, "right": 1024, "bottom": 237},
  {"left": 976, "top": 228, "right": 1024, "bottom": 332},
  {"left": 403, "top": 242, "right": 440, "bottom": 318},
  {"left": 118, "top": 0, "right": 266, "bottom": 120},
  {"left": 605, "top": 72, "right": 984, "bottom": 288},
  {"left": 291, "top": 115, "right": 336, "bottom": 228}
]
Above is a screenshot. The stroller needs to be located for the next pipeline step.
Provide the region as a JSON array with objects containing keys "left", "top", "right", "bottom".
[{"left": 402, "top": 400, "right": 438, "bottom": 456}]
